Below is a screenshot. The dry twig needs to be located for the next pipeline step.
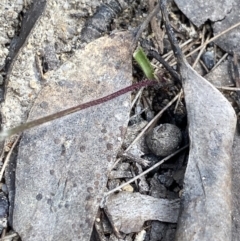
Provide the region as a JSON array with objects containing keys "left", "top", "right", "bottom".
[{"left": 0, "top": 136, "right": 20, "bottom": 181}]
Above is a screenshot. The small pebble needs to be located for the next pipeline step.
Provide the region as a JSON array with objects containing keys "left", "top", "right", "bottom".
[
  {"left": 158, "top": 173, "right": 174, "bottom": 188},
  {"left": 146, "top": 124, "right": 182, "bottom": 156},
  {"left": 122, "top": 184, "right": 134, "bottom": 192},
  {"left": 201, "top": 51, "right": 214, "bottom": 69}
]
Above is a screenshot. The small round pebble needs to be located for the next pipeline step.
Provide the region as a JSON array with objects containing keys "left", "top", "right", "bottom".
[
  {"left": 146, "top": 124, "right": 182, "bottom": 156},
  {"left": 201, "top": 51, "right": 214, "bottom": 69}
]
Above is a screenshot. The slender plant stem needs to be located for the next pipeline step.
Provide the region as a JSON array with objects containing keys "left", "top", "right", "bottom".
[{"left": 0, "top": 81, "right": 157, "bottom": 140}]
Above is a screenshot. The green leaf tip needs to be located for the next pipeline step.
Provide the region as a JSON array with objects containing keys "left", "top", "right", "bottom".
[{"left": 133, "top": 47, "right": 156, "bottom": 80}]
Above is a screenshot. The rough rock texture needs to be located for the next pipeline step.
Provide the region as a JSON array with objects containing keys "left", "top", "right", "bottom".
[
  {"left": 146, "top": 124, "right": 182, "bottom": 157},
  {"left": 213, "top": 0, "right": 240, "bottom": 54},
  {"left": 174, "top": 0, "right": 240, "bottom": 54},
  {"left": 1, "top": 0, "right": 102, "bottom": 132},
  {"left": 174, "top": 0, "right": 233, "bottom": 27},
  {"left": 13, "top": 32, "right": 133, "bottom": 241},
  {"left": 0, "top": 0, "right": 24, "bottom": 69}
]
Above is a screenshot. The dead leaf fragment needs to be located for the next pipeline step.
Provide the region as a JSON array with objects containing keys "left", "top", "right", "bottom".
[
  {"left": 13, "top": 32, "right": 133, "bottom": 241},
  {"left": 161, "top": 1, "right": 237, "bottom": 240},
  {"left": 175, "top": 62, "right": 236, "bottom": 241},
  {"left": 105, "top": 192, "right": 180, "bottom": 234}
]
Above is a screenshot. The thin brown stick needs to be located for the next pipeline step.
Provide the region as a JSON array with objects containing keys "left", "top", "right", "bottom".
[
  {"left": 149, "top": 0, "right": 164, "bottom": 53},
  {"left": 214, "top": 44, "right": 217, "bottom": 66},
  {"left": 185, "top": 21, "right": 240, "bottom": 58},
  {"left": 191, "top": 26, "right": 206, "bottom": 69},
  {"left": 169, "top": 40, "right": 201, "bottom": 66},
  {"left": 162, "top": 38, "right": 193, "bottom": 59},
  {"left": 192, "top": 34, "right": 210, "bottom": 69},
  {"left": 123, "top": 152, "right": 150, "bottom": 167},
  {"left": 131, "top": 87, "right": 144, "bottom": 109},
  {"left": 0, "top": 81, "right": 157, "bottom": 141},
  {"left": 216, "top": 86, "right": 240, "bottom": 91},
  {"left": 0, "top": 229, "right": 6, "bottom": 240},
  {"left": 0, "top": 135, "right": 20, "bottom": 181},
  {"left": 211, "top": 53, "right": 228, "bottom": 71},
  {"left": 149, "top": 49, "right": 181, "bottom": 82},
  {"left": 132, "top": 3, "right": 160, "bottom": 49},
  {"left": 199, "top": 59, "right": 210, "bottom": 73},
  {"left": 233, "top": 53, "right": 240, "bottom": 88}
]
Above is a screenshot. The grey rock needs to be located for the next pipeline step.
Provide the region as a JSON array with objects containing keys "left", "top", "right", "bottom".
[
  {"left": 150, "top": 221, "right": 167, "bottom": 241},
  {"left": 201, "top": 51, "right": 214, "bottom": 69},
  {"left": 158, "top": 172, "right": 174, "bottom": 188},
  {"left": 213, "top": 0, "right": 240, "bottom": 54},
  {"left": 174, "top": 0, "right": 233, "bottom": 27},
  {"left": 232, "top": 132, "right": 240, "bottom": 241},
  {"left": 1, "top": 0, "right": 98, "bottom": 134},
  {"left": 0, "top": 0, "right": 24, "bottom": 69},
  {"left": 149, "top": 174, "right": 167, "bottom": 199},
  {"left": 146, "top": 124, "right": 182, "bottom": 157}
]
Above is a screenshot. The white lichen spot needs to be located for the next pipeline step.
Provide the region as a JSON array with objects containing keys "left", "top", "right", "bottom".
[
  {"left": 134, "top": 230, "right": 146, "bottom": 241},
  {"left": 29, "top": 79, "right": 40, "bottom": 90}
]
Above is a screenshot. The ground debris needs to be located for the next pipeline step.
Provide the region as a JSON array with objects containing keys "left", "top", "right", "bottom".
[
  {"left": 150, "top": 221, "right": 176, "bottom": 241},
  {"left": 109, "top": 170, "right": 133, "bottom": 179},
  {"left": 3, "top": 0, "right": 239, "bottom": 240},
  {"left": 205, "top": 60, "right": 234, "bottom": 87},
  {"left": 105, "top": 191, "right": 180, "bottom": 234}
]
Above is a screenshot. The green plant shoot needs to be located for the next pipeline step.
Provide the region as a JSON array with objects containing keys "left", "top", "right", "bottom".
[{"left": 133, "top": 47, "right": 156, "bottom": 80}]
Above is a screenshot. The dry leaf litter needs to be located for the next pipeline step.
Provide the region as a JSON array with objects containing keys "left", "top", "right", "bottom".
[{"left": 0, "top": 0, "right": 240, "bottom": 241}]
